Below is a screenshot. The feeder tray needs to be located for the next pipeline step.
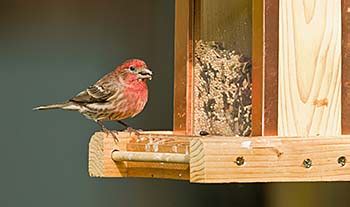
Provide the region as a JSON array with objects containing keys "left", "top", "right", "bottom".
[{"left": 88, "top": 0, "right": 350, "bottom": 183}]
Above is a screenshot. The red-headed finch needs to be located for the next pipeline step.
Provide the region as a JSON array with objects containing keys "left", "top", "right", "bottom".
[{"left": 33, "top": 59, "right": 152, "bottom": 140}]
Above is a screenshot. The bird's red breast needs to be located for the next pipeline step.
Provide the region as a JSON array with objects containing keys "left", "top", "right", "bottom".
[
  {"left": 124, "top": 80, "right": 148, "bottom": 117},
  {"left": 102, "top": 59, "right": 150, "bottom": 120}
]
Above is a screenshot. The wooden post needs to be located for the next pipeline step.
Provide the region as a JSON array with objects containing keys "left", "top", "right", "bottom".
[
  {"left": 342, "top": 0, "right": 350, "bottom": 134},
  {"left": 173, "top": 0, "right": 194, "bottom": 135},
  {"left": 252, "top": 0, "right": 279, "bottom": 136},
  {"left": 278, "top": 0, "right": 342, "bottom": 136},
  {"left": 253, "top": 0, "right": 345, "bottom": 137}
]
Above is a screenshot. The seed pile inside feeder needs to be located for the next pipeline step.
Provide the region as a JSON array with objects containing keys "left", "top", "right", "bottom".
[{"left": 194, "top": 40, "right": 252, "bottom": 136}]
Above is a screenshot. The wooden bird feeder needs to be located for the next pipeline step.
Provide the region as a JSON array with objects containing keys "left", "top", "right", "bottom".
[{"left": 88, "top": 0, "right": 350, "bottom": 183}]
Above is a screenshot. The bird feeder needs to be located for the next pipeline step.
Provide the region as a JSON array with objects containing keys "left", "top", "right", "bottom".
[{"left": 88, "top": 0, "right": 350, "bottom": 183}]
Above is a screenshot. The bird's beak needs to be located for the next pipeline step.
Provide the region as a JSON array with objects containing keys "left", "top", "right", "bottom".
[{"left": 138, "top": 68, "right": 153, "bottom": 80}]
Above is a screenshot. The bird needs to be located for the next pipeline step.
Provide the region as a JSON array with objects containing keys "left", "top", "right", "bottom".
[{"left": 33, "top": 59, "right": 153, "bottom": 140}]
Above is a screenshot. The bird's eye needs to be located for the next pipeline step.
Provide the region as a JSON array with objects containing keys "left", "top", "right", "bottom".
[{"left": 129, "top": 66, "right": 136, "bottom": 72}]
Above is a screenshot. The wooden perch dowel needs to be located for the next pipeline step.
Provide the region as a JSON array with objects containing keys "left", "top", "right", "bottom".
[{"left": 112, "top": 151, "right": 190, "bottom": 163}]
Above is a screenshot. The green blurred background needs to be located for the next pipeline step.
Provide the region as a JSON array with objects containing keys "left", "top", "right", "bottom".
[{"left": 0, "top": 0, "right": 349, "bottom": 207}]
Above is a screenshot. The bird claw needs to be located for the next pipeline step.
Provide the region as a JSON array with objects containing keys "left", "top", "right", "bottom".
[
  {"left": 97, "top": 121, "right": 119, "bottom": 142},
  {"left": 111, "top": 130, "right": 119, "bottom": 135},
  {"left": 101, "top": 128, "right": 119, "bottom": 142},
  {"left": 110, "top": 132, "right": 120, "bottom": 142},
  {"left": 124, "top": 127, "right": 142, "bottom": 136}
]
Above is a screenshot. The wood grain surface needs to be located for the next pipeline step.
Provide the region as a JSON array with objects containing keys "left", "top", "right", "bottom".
[
  {"left": 89, "top": 131, "right": 190, "bottom": 180},
  {"left": 190, "top": 135, "right": 350, "bottom": 183},
  {"left": 342, "top": 0, "right": 350, "bottom": 134},
  {"left": 278, "top": 0, "right": 342, "bottom": 136},
  {"left": 252, "top": 0, "right": 279, "bottom": 136},
  {"left": 173, "top": 0, "right": 194, "bottom": 135}
]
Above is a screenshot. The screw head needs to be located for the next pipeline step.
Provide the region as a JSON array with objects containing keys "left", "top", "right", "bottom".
[
  {"left": 338, "top": 156, "right": 347, "bottom": 167},
  {"left": 199, "top": 131, "right": 209, "bottom": 136},
  {"left": 303, "top": 159, "right": 312, "bottom": 168},
  {"left": 235, "top": 156, "right": 245, "bottom": 166}
]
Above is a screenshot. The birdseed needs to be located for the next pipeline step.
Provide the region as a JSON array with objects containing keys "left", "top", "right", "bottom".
[{"left": 193, "top": 40, "right": 252, "bottom": 136}]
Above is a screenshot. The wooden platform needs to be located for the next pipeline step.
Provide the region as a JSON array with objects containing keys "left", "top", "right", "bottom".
[{"left": 89, "top": 131, "right": 350, "bottom": 183}]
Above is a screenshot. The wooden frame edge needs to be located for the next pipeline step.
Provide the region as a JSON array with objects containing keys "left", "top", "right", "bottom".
[
  {"left": 342, "top": 0, "right": 350, "bottom": 134},
  {"left": 252, "top": 0, "right": 279, "bottom": 136},
  {"left": 173, "top": 0, "right": 194, "bottom": 135}
]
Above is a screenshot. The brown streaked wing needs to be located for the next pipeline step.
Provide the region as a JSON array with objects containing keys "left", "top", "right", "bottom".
[{"left": 70, "top": 84, "right": 114, "bottom": 103}]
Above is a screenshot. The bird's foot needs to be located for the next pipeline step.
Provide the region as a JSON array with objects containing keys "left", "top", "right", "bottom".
[
  {"left": 102, "top": 128, "right": 119, "bottom": 142},
  {"left": 124, "top": 127, "right": 142, "bottom": 136},
  {"left": 96, "top": 120, "right": 119, "bottom": 142}
]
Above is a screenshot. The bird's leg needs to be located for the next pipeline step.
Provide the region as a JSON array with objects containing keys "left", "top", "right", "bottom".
[
  {"left": 117, "top": 120, "right": 141, "bottom": 135},
  {"left": 117, "top": 120, "right": 129, "bottom": 128},
  {"left": 97, "top": 121, "right": 119, "bottom": 142}
]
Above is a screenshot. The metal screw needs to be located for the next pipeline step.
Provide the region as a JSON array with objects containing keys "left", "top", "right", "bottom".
[
  {"left": 235, "top": 156, "right": 245, "bottom": 166},
  {"left": 338, "top": 156, "right": 347, "bottom": 167},
  {"left": 303, "top": 159, "right": 312, "bottom": 168},
  {"left": 199, "top": 131, "right": 209, "bottom": 136}
]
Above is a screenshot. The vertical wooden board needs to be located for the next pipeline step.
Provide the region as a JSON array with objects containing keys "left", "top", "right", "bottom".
[
  {"left": 252, "top": 0, "right": 263, "bottom": 136},
  {"left": 263, "top": 0, "right": 279, "bottom": 136},
  {"left": 173, "top": 0, "right": 194, "bottom": 135},
  {"left": 278, "top": 0, "right": 342, "bottom": 136},
  {"left": 342, "top": 0, "right": 350, "bottom": 134},
  {"left": 252, "top": 0, "right": 279, "bottom": 136}
]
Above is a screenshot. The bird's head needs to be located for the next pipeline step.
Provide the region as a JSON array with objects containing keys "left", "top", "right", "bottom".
[{"left": 116, "top": 59, "right": 153, "bottom": 83}]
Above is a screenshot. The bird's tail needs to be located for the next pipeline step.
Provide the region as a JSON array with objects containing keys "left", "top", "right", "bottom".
[{"left": 33, "top": 102, "right": 80, "bottom": 111}]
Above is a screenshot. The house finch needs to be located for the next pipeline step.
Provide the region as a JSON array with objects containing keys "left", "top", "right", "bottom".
[{"left": 33, "top": 59, "right": 152, "bottom": 140}]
